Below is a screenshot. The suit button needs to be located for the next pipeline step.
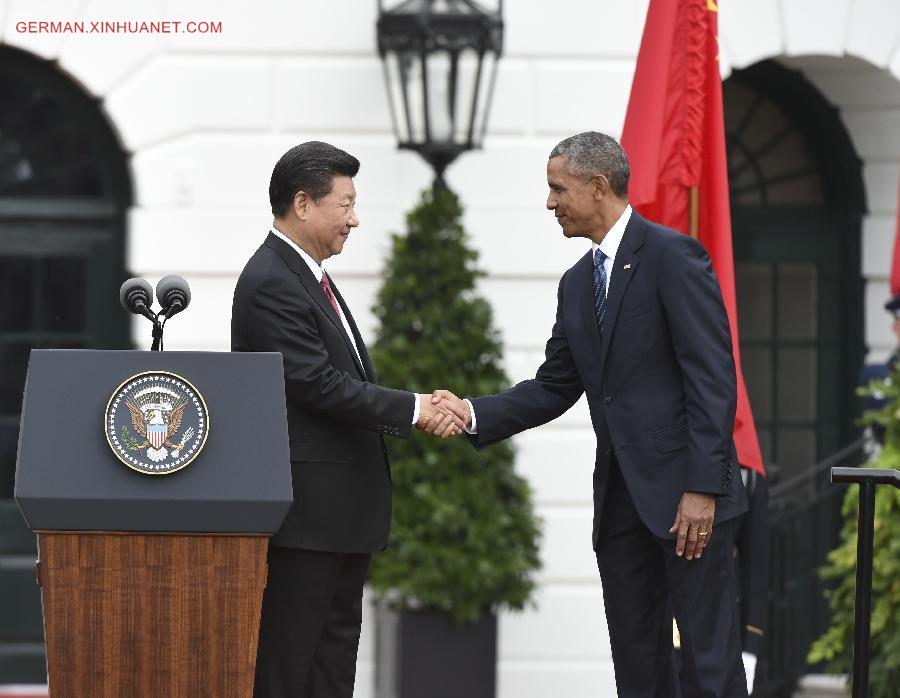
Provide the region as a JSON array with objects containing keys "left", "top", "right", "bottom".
[
  {"left": 605, "top": 447, "right": 612, "bottom": 456},
  {"left": 603, "top": 396, "right": 612, "bottom": 404}
]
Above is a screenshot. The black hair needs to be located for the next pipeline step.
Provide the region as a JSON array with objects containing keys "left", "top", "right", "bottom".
[{"left": 269, "top": 141, "right": 360, "bottom": 217}]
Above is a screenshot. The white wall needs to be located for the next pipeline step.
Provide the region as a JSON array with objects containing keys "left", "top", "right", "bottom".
[{"left": 4, "top": 0, "right": 900, "bottom": 695}]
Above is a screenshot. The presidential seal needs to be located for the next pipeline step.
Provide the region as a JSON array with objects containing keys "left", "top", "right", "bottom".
[{"left": 105, "top": 371, "right": 209, "bottom": 475}]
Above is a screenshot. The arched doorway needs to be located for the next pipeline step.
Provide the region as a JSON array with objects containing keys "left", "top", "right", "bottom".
[
  {"left": 726, "top": 60, "right": 866, "bottom": 476},
  {"left": 0, "top": 45, "right": 132, "bottom": 682},
  {"left": 724, "top": 59, "right": 867, "bottom": 693}
]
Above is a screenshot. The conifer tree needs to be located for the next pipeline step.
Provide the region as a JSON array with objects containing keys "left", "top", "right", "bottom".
[{"left": 367, "top": 186, "right": 541, "bottom": 623}]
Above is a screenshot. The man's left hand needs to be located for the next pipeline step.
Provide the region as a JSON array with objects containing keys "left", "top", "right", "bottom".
[{"left": 669, "top": 492, "right": 715, "bottom": 560}]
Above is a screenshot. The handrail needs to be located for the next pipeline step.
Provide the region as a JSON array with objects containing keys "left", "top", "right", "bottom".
[
  {"left": 830, "top": 464, "right": 900, "bottom": 698},
  {"left": 769, "top": 437, "right": 866, "bottom": 499},
  {"left": 831, "top": 467, "right": 900, "bottom": 488}
]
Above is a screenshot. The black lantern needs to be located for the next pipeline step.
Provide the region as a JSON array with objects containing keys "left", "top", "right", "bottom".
[{"left": 377, "top": 0, "right": 503, "bottom": 187}]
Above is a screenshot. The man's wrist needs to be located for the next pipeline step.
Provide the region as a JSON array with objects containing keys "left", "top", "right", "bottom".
[
  {"left": 464, "top": 399, "right": 477, "bottom": 434},
  {"left": 412, "top": 393, "right": 421, "bottom": 424}
]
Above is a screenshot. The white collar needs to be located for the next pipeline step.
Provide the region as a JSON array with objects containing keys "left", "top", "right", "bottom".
[
  {"left": 591, "top": 204, "right": 632, "bottom": 262},
  {"left": 270, "top": 226, "right": 323, "bottom": 282}
]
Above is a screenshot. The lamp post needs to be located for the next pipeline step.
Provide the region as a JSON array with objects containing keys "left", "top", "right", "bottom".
[{"left": 376, "top": 0, "right": 503, "bottom": 189}]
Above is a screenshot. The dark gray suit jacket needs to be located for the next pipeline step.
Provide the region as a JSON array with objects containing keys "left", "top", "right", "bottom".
[{"left": 231, "top": 232, "right": 413, "bottom": 553}]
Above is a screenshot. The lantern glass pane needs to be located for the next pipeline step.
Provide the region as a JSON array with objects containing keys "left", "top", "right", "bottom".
[
  {"left": 426, "top": 50, "right": 454, "bottom": 143},
  {"left": 383, "top": 52, "right": 409, "bottom": 143},
  {"left": 476, "top": 0, "right": 502, "bottom": 12},
  {"left": 400, "top": 50, "right": 426, "bottom": 142},
  {"left": 472, "top": 51, "right": 497, "bottom": 146},
  {"left": 454, "top": 49, "right": 480, "bottom": 145}
]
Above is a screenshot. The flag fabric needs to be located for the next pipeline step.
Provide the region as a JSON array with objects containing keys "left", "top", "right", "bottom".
[
  {"left": 891, "top": 174, "right": 900, "bottom": 297},
  {"left": 620, "top": 0, "right": 765, "bottom": 475}
]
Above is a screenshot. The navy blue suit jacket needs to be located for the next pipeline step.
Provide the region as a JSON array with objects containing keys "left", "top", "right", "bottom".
[{"left": 468, "top": 211, "right": 748, "bottom": 545}]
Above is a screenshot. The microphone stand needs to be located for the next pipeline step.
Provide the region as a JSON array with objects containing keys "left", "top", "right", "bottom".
[
  {"left": 151, "top": 315, "right": 164, "bottom": 352},
  {"left": 152, "top": 301, "right": 183, "bottom": 352},
  {"left": 152, "top": 311, "right": 175, "bottom": 352},
  {"left": 129, "top": 302, "right": 163, "bottom": 352}
]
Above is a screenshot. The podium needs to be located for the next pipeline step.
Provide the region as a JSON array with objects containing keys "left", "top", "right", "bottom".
[{"left": 14, "top": 350, "right": 292, "bottom": 697}]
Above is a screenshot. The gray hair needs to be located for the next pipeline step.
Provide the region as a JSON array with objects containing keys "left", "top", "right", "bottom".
[{"left": 549, "top": 132, "right": 630, "bottom": 198}]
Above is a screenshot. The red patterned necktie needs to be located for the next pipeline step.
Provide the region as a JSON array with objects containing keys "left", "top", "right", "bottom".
[{"left": 320, "top": 273, "right": 341, "bottom": 318}]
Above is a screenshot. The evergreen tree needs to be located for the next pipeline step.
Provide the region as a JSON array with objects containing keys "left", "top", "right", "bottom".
[
  {"left": 367, "top": 186, "right": 542, "bottom": 623},
  {"left": 809, "top": 372, "right": 900, "bottom": 697}
]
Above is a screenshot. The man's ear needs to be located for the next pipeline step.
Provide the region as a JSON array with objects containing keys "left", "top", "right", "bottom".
[
  {"left": 293, "top": 191, "right": 312, "bottom": 221},
  {"left": 592, "top": 174, "right": 611, "bottom": 200}
]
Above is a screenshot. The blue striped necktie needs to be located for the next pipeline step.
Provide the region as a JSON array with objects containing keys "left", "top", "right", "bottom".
[{"left": 593, "top": 248, "right": 608, "bottom": 334}]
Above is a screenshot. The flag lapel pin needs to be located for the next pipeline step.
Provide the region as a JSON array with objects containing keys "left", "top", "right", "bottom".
[{"left": 623, "top": 263, "right": 632, "bottom": 270}]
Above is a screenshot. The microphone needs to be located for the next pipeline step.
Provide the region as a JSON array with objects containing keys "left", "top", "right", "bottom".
[
  {"left": 119, "top": 278, "right": 156, "bottom": 322},
  {"left": 156, "top": 275, "right": 191, "bottom": 319}
]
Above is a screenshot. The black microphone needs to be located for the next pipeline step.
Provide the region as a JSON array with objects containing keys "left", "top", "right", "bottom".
[
  {"left": 156, "top": 275, "right": 191, "bottom": 319},
  {"left": 119, "top": 278, "right": 156, "bottom": 322}
]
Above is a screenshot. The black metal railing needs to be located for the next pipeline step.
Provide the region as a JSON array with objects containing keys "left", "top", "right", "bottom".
[
  {"left": 754, "top": 437, "right": 868, "bottom": 698},
  {"left": 830, "top": 467, "right": 900, "bottom": 698}
]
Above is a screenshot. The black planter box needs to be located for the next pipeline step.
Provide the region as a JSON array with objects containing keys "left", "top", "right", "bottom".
[{"left": 375, "top": 606, "right": 497, "bottom": 698}]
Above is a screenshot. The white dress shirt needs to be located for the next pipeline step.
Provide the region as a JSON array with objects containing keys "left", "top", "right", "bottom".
[
  {"left": 465, "top": 204, "right": 633, "bottom": 434},
  {"left": 591, "top": 204, "right": 632, "bottom": 298},
  {"left": 270, "top": 227, "right": 420, "bottom": 424}
]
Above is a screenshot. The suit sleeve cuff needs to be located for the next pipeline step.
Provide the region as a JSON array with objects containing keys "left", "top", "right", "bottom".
[{"left": 464, "top": 399, "right": 477, "bottom": 434}]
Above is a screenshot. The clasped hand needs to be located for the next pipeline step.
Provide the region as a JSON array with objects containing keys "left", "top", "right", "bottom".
[{"left": 415, "top": 390, "right": 471, "bottom": 439}]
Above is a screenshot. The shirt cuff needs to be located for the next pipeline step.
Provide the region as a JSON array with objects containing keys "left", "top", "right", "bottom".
[
  {"left": 464, "top": 399, "right": 477, "bottom": 434},
  {"left": 411, "top": 394, "right": 420, "bottom": 425}
]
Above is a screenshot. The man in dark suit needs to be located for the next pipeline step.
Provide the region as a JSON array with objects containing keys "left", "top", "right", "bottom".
[
  {"left": 232, "top": 141, "right": 463, "bottom": 698},
  {"left": 434, "top": 132, "right": 749, "bottom": 697}
]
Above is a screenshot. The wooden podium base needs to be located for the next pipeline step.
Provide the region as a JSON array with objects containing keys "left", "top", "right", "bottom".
[{"left": 37, "top": 533, "right": 268, "bottom": 698}]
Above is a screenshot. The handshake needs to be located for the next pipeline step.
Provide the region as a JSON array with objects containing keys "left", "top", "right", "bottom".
[{"left": 415, "top": 390, "right": 472, "bottom": 439}]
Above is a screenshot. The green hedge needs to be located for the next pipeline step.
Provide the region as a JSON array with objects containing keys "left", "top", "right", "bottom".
[{"left": 809, "top": 370, "right": 900, "bottom": 697}]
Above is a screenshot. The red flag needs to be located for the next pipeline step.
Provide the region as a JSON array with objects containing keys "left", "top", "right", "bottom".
[
  {"left": 891, "top": 174, "right": 900, "bottom": 297},
  {"left": 620, "top": 0, "right": 765, "bottom": 475}
]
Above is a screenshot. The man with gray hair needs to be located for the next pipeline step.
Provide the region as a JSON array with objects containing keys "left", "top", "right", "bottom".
[{"left": 434, "top": 131, "right": 749, "bottom": 696}]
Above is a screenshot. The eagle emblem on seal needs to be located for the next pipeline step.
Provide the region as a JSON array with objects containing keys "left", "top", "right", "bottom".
[
  {"left": 105, "top": 371, "right": 209, "bottom": 475},
  {"left": 125, "top": 390, "right": 193, "bottom": 463}
]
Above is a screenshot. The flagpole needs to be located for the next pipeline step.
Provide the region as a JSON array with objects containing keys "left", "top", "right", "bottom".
[{"left": 689, "top": 186, "right": 699, "bottom": 238}]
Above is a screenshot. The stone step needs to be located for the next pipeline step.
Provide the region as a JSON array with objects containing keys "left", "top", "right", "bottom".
[
  {"left": 793, "top": 674, "right": 848, "bottom": 698},
  {"left": 0, "top": 557, "right": 43, "bottom": 644},
  {"left": 0, "top": 644, "right": 46, "bottom": 685},
  {"left": 0, "top": 501, "right": 36, "bottom": 556}
]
